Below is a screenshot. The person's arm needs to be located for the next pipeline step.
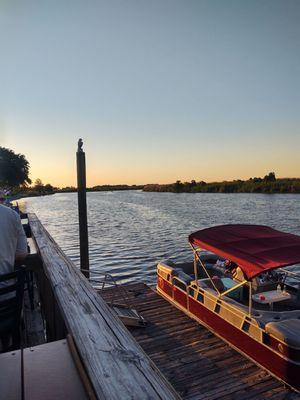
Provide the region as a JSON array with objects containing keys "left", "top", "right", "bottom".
[{"left": 14, "top": 215, "right": 28, "bottom": 263}]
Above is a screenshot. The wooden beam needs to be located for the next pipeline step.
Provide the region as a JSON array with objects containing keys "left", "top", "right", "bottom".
[{"left": 28, "top": 213, "right": 181, "bottom": 400}]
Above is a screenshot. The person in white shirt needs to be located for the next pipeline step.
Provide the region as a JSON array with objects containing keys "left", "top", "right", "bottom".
[
  {"left": 0, "top": 191, "right": 28, "bottom": 350},
  {"left": 0, "top": 191, "right": 28, "bottom": 282}
]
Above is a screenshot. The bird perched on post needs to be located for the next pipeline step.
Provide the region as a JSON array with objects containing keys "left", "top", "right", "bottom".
[{"left": 78, "top": 138, "right": 83, "bottom": 152}]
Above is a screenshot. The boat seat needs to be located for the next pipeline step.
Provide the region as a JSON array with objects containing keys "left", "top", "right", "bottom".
[
  {"left": 197, "top": 280, "right": 248, "bottom": 310},
  {"left": 252, "top": 309, "right": 300, "bottom": 328},
  {"left": 265, "top": 319, "right": 300, "bottom": 348},
  {"left": 224, "top": 296, "right": 249, "bottom": 313},
  {"left": 175, "top": 262, "right": 194, "bottom": 276},
  {"left": 198, "top": 278, "right": 226, "bottom": 294},
  {"left": 173, "top": 269, "right": 193, "bottom": 285},
  {"left": 196, "top": 279, "right": 210, "bottom": 289}
]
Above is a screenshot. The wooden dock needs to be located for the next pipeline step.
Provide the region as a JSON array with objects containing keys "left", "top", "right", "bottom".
[
  {"left": 27, "top": 214, "right": 180, "bottom": 400},
  {"left": 7, "top": 213, "right": 297, "bottom": 399},
  {"left": 100, "top": 282, "right": 299, "bottom": 400}
]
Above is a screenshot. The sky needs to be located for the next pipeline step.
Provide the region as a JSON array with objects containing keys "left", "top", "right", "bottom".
[{"left": 0, "top": 0, "right": 299, "bottom": 187}]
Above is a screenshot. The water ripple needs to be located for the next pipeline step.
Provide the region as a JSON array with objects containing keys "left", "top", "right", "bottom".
[{"left": 20, "top": 191, "right": 300, "bottom": 285}]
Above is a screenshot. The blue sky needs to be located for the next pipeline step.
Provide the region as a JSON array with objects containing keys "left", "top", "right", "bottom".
[{"left": 0, "top": 0, "right": 299, "bottom": 186}]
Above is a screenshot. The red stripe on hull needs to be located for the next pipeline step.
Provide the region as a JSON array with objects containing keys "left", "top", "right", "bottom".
[
  {"left": 173, "top": 287, "right": 187, "bottom": 308},
  {"left": 158, "top": 276, "right": 173, "bottom": 297}
]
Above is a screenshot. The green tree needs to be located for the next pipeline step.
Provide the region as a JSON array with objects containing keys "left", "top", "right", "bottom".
[
  {"left": 173, "top": 180, "right": 183, "bottom": 193},
  {"left": 0, "top": 147, "right": 31, "bottom": 188},
  {"left": 263, "top": 172, "right": 276, "bottom": 182},
  {"left": 44, "top": 183, "right": 55, "bottom": 193},
  {"left": 34, "top": 178, "right": 44, "bottom": 194}
]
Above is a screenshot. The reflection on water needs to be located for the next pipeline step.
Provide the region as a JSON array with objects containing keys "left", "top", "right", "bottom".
[{"left": 20, "top": 191, "right": 300, "bottom": 284}]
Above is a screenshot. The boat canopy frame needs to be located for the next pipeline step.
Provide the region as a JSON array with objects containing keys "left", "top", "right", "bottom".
[
  {"left": 189, "top": 224, "right": 300, "bottom": 280},
  {"left": 188, "top": 224, "right": 300, "bottom": 316},
  {"left": 190, "top": 243, "right": 252, "bottom": 315}
]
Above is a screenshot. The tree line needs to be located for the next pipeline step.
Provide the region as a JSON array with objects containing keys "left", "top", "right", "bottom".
[
  {"left": 143, "top": 173, "right": 300, "bottom": 194},
  {"left": 1, "top": 146, "right": 300, "bottom": 196},
  {"left": 58, "top": 184, "right": 144, "bottom": 193}
]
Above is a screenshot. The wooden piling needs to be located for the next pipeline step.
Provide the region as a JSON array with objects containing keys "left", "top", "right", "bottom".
[{"left": 76, "top": 139, "right": 89, "bottom": 279}]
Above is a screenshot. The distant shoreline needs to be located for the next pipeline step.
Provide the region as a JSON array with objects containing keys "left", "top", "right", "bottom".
[
  {"left": 9, "top": 184, "right": 144, "bottom": 202},
  {"left": 8, "top": 174, "right": 300, "bottom": 202},
  {"left": 143, "top": 174, "right": 300, "bottom": 194}
]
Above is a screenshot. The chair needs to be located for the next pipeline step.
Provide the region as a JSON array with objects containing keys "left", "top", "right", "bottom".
[
  {"left": 26, "top": 270, "right": 35, "bottom": 310},
  {"left": 0, "top": 267, "right": 26, "bottom": 351}
]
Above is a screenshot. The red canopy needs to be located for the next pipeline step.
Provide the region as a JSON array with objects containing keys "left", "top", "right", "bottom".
[{"left": 189, "top": 224, "right": 300, "bottom": 280}]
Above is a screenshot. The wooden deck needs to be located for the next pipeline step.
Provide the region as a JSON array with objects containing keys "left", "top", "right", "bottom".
[
  {"left": 100, "top": 282, "right": 299, "bottom": 400},
  {"left": 0, "top": 339, "right": 91, "bottom": 400}
]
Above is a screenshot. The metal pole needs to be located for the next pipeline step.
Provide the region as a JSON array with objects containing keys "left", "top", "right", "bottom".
[
  {"left": 193, "top": 251, "right": 198, "bottom": 283},
  {"left": 76, "top": 139, "right": 89, "bottom": 279},
  {"left": 248, "top": 281, "right": 252, "bottom": 316}
]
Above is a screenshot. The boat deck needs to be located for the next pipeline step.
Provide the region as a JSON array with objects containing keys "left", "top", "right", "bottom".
[{"left": 100, "top": 282, "right": 299, "bottom": 400}]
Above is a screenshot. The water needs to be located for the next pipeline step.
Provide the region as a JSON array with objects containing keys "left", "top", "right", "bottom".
[{"left": 20, "top": 191, "right": 300, "bottom": 285}]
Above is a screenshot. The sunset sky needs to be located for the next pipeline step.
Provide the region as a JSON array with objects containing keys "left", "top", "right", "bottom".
[{"left": 1, "top": 1, "right": 299, "bottom": 187}]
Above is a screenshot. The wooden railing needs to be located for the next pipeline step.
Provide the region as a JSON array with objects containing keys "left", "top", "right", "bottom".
[{"left": 28, "top": 213, "right": 180, "bottom": 400}]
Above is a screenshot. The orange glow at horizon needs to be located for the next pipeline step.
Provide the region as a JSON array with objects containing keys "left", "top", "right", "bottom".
[
  {"left": 4, "top": 125, "right": 300, "bottom": 189},
  {"left": 28, "top": 155, "right": 300, "bottom": 188}
]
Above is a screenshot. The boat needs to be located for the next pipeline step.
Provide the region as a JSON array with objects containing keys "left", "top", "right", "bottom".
[{"left": 156, "top": 224, "right": 300, "bottom": 390}]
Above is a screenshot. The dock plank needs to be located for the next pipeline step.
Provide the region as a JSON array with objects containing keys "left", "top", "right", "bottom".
[
  {"left": 0, "top": 350, "right": 22, "bottom": 400},
  {"left": 23, "top": 340, "right": 88, "bottom": 400},
  {"left": 100, "top": 283, "right": 299, "bottom": 400}
]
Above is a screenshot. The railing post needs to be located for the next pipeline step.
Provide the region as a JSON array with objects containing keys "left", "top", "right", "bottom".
[{"left": 76, "top": 139, "right": 89, "bottom": 279}]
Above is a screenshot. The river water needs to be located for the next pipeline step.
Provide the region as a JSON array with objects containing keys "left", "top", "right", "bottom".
[{"left": 21, "top": 191, "right": 300, "bottom": 285}]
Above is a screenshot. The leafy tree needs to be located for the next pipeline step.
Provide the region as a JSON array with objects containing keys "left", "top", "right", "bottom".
[
  {"left": 173, "top": 180, "right": 183, "bottom": 193},
  {"left": 263, "top": 172, "right": 276, "bottom": 182},
  {"left": 252, "top": 177, "right": 262, "bottom": 183},
  {"left": 0, "top": 147, "right": 31, "bottom": 188},
  {"left": 44, "top": 183, "right": 55, "bottom": 193},
  {"left": 34, "top": 178, "right": 44, "bottom": 194}
]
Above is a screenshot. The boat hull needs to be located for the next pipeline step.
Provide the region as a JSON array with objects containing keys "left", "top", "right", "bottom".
[{"left": 157, "top": 277, "right": 300, "bottom": 391}]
